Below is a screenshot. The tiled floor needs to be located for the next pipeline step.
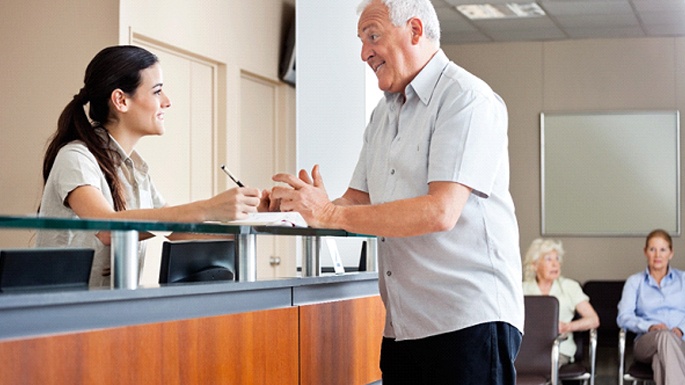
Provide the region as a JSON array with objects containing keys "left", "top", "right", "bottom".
[
  {"left": 593, "top": 346, "right": 620, "bottom": 385},
  {"left": 588, "top": 345, "right": 655, "bottom": 385}
]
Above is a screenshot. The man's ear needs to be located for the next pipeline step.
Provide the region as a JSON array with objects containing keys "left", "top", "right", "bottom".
[
  {"left": 110, "top": 89, "right": 129, "bottom": 112},
  {"left": 408, "top": 17, "right": 424, "bottom": 45}
]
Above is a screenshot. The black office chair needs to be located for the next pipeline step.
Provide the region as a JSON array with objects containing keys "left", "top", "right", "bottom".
[
  {"left": 516, "top": 295, "right": 565, "bottom": 385},
  {"left": 0, "top": 248, "right": 93, "bottom": 292},
  {"left": 581, "top": 280, "right": 654, "bottom": 385},
  {"left": 158, "top": 240, "right": 237, "bottom": 284},
  {"left": 582, "top": 281, "right": 625, "bottom": 348}
]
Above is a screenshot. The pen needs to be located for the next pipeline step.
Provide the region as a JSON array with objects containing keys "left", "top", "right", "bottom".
[{"left": 220, "top": 165, "right": 245, "bottom": 187}]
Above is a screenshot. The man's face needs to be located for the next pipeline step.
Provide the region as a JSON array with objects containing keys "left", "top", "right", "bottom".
[{"left": 357, "top": 0, "right": 415, "bottom": 93}]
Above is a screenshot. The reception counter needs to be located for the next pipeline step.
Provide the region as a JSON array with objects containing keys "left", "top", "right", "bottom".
[
  {"left": 0, "top": 215, "right": 383, "bottom": 385},
  {"left": 0, "top": 273, "right": 384, "bottom": 385}
]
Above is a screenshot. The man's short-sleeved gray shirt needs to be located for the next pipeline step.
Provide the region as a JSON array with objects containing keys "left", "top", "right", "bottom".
[{"left": 350, "top": 50, "right": 524, "bottom": 340}]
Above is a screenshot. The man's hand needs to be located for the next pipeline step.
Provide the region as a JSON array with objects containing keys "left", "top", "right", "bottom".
[
  {"left": 271, "top": 165, "right": 337, "bottom": 228},
  {"left": 257, "top": 189, "right": 281, "bottom": 212}
]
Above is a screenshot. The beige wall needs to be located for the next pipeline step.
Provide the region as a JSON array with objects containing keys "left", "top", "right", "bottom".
[
  {"left": 0, "top": 0, "right": 119, "bottom": 247},
  {"left": 444, "top": 38, "right": 685, "bottom": 282}
]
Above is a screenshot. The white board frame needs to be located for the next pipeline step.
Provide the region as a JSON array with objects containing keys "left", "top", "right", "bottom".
[{"left": 541, "top": 111, "right": 680, "bottom": 236}]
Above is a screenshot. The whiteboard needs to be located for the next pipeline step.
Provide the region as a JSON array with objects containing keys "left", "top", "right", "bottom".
[{"left": 541, "top": 111, "right": 680, "bottom": 236}]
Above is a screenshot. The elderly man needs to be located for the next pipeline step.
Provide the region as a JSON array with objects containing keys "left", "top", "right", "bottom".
[{"left": 272, "top": 0, "right": 524, "bottom": 383}]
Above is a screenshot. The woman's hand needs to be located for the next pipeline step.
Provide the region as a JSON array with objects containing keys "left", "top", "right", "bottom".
[
  {"left": 205, "top": 187, "right": 261, "bottom": 221},
  {"left": 648, "top": 323, "right": 669, "bottom": 332}
]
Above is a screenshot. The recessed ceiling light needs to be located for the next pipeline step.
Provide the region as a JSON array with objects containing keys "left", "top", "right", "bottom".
[{"left": 457, "top": 2, "right": 546, "bottom": 20}]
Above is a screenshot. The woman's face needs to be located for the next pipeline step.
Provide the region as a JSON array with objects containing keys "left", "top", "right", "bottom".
[
  {"left": 534, "top": 250, "right": 561, "bottom": 283},
  {"left": 123, "top": 63, "right": 171, "bottom": 137},
  {"left": 644, "top": 235, "right": 673, "bottom": 273}
]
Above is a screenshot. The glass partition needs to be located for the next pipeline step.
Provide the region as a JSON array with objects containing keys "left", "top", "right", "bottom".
[{"left": 0, "top": 215, "right": 374, "bottom": 292}]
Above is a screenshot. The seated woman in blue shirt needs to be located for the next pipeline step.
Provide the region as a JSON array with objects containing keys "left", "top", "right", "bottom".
[{"left": 617, "top": 229, "right": 685, "bottom": 385}]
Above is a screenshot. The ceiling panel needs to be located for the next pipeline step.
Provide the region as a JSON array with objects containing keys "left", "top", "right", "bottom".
[{"left": 429, "top": 0, "right": 685, "bottom": 44}]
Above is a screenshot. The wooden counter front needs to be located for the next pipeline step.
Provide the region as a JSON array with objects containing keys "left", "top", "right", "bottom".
[
  {"left": 0, "top": 307, "right": 299, "bottom": 385},
  {"left": 300, "top": 295, "right": 385, "bottom": 385},
  {"left": 0, "top": 274, "right": 383, "bottom": 385}
]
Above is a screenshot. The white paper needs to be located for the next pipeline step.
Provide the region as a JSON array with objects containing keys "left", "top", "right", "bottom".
[{"left": 223, "top": 212, "right": 308, "bottom": 227}]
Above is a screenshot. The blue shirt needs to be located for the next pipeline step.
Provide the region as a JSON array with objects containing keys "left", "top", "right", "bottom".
[
  {"left": 349, "top": 49, "right": 524, "bottom": 340},
  {"left": 617, "top": 267, "right": 685, "bottom": 340}
]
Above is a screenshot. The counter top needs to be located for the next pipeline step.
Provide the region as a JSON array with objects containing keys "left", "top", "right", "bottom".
[
  {"left": 0, "top": 272, "right": 379, "bottom": 341},
  {"left": 0, "top": 214, "right": 372, "bottom": 237}
]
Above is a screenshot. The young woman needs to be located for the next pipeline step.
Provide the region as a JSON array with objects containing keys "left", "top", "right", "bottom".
[
  {"left": 617, "top": 229, "right": 685, "bottom": 385},
  {"left": 36, "top": 45, "right": 265, "bottom": 287},
  {"left": 522, "top": 238, "right": 600, "bottom": 365}
]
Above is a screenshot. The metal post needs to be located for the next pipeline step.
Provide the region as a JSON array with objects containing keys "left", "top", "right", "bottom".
[
  {"left": 111, "top": 230, "right": 139, "bottom": 289},
  {"left": 366, "top": 237, "right": 378, "bottom": 272},
  {"left": 237, "top": 233, "right": 257, "bottom": 282},
  {"left": 301, "top": 236, "right": 321, "bottom": 277}
]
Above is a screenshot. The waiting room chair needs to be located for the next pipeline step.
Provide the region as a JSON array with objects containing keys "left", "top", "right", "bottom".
[
  {"left": 582, "top": 280, "right": 625, "bottom": 348},
  {"left": 516, "top": 295, "right": 565, "bottom": 385},
  {"left": 618, "top": 328, "right": 654, "bottom": 385},
  {"left": 581, "top": 280, "right": 653, "bottom": 385},
  {"left": 558, "top": 326, "right": 597, "bottom": 385}
]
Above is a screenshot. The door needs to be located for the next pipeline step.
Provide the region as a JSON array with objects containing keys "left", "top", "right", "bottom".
[{"left": 131, "top": 36, "right": 218, "bottom": 285}]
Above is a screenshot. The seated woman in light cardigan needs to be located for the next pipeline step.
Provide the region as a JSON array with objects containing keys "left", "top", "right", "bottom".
[{"left": 522, "top": 238, "right": 600, "bottom": 366}]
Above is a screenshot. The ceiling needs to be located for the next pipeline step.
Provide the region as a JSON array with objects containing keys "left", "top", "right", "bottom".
[{"left": 431, "top": 0, "right": 685, "bottom": 44}]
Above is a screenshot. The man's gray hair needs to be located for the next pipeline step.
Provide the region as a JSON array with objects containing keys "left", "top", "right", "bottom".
[{"left": 357, "top": 0, "right": 441, "bottom": 44}]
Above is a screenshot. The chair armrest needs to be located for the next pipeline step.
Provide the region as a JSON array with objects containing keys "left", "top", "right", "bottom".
[
  {"left": 618, "top": 328, "right": 627, "bottom": 385},
  {"left": 588, "top": 328, "right": 597, "bottom": 385},
  {"left": 554, "top": 332, "right": 570, "bottom": 343},
  {"left": 550, "top": 333, "right": 569, "bottom": 385}
]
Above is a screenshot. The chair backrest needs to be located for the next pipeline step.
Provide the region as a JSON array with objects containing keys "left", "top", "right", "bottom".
[
  {"left": 159, "top": 240, "right": 236, "bottom": 284},
  {"left": 0, "top": 248, "right": 93, "bottom": 292},
  {"left": 516, "top": 296, "right": 560, "bottom": 377},
  {"left": 582, "top": 280, "right": 625, "bottom": 347}
]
